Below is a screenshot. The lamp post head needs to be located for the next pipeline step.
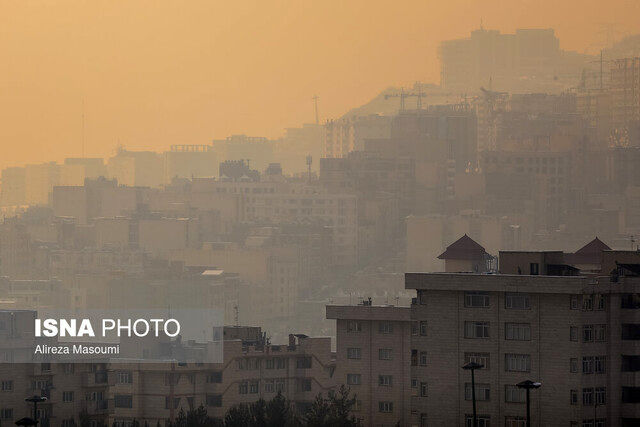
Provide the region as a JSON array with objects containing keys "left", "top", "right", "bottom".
[
  {"left": 462, "top": 362, "right": 484, "bottom": 370},
  {"left": 516, "top": 380, "right": 542, "bottom": 389},
  {"left": 15, "top": 417, "right": 38, "bottom": 426}
]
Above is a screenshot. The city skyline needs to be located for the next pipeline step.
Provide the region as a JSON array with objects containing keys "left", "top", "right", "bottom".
[{"left": 1, "top": 0, "right": 640, "bottom": 170}]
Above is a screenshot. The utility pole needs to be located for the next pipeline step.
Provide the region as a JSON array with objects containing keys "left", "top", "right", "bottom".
[{"left": 312, "top": 95, "right": 319, "bottom": 125}]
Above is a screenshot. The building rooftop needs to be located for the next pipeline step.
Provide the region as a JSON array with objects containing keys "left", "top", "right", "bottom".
[{"left": 438, "top": 234, "right": 488, "bottom": 260}]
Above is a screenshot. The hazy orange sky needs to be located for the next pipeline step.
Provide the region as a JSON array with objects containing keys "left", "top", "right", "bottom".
[{"left": 1, "top": 0, "right": 639, "bottom": 169}]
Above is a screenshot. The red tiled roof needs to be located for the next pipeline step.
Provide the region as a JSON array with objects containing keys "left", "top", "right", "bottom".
[{"left": 437, "top": 234, "right": 487, "bottom": 260}]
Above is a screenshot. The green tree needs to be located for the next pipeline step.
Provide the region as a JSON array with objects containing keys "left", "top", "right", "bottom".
[
  {"left": 224, "top": 404, "right": 253, "bottom": 427},
  {"left": 265, "top": 392, "right": 296, "bottom": 427},
  {"left": 302, "top": 385, "right": 360, "bottom": 427}
]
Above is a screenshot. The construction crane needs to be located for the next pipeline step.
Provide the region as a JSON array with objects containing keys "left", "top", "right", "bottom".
[{"left": 384, "top": 88, "right": 427, "bottom": 112}]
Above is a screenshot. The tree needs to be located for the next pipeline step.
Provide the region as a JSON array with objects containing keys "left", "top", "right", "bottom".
[
  {"left": 265, "top": 392, "right": 295, "bottom": 427},
  {"left": 224, "top": 404, "right": 253, "bottom": 427},
  {"left": 302, "top": 385, "right": 360, "bottom": 427},
  {"left": 171, "top": 406, "right": 222, "bottom": 427}
]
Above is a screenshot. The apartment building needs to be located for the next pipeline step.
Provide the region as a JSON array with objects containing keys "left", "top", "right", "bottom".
[
  {"left": 405, "top": 241, "right": 640, "bottom": 427},
  {"left": 190, "top": 178, "right": 357, "bottom": 269},
  {"left": 326, "top": 303, "right": 412, "bottom": 427},
  {"left": 0, "top": 319, "right": 335, "bottom": 426}
]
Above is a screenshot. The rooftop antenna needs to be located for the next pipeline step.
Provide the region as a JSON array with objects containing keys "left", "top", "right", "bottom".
[{"left": 312, "top": 95, "right": 319, "bottom": 125}]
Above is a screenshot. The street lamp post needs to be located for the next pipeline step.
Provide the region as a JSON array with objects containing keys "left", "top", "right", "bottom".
[
  {"left": 462, "top": 362, "right": 484, "bottom": 427},
  {"left": 24, "top": 396, "right": 47, "bottom": 425},
  {"left": 516, "top": 380, "right": 541, "bottom": 427}
]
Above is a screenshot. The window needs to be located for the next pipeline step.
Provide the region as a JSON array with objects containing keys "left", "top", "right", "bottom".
[
  {"left": 165, "top": 396, "right": 179, "bottom": 410},
  {"left": 114, "top": 395, "right": 132, "bottom": 408},
  {"left": 622, "top": 324, "right": 640, "bottom": 340},
  {"left": 505, "top": 293, "right": 530, "bottom": 310},
  {"left": 465, "top": 415, "right": 490, "bottom": 427},
  {"left": 239, "top": 381, "right": 248, "bottom": 394},
  {"left": 621, "top": 293, "right": 640, "bottom": 309},
  {"left": 505, "top": 385, "right": 526, "bottom": 403},
  {"left": 1, "top": 380, "right": 12, "bottom": 391},
  {"left": 379, "top": 348, "right": 393, "bottom": 360},
  {"left": 505, "top": 323, "right": 531, "bottom": 341},
  {"left": 276, "top": 358, "right": 286, "bottom": 369},
  {"left": 297, "top": 379, "right": 311, "bottom": 392},
  {"left": 465, "top": 292, "right": 490, "bottom": 308},
  {"left": 378, "top": 375, "right": 392, "bottom": 386},
  {"left": 378, "top": 322, "right": 393, "bottom": 334},
  {"left": 0, "top": 409, "right": 13, "bottom": 420},
  {"left": 570, "top": 389, "right": 578, "bottom": 405},
  {"left": 275, "top": 379, "right": 286, "bottom": 392},
  {"left": 420, "top": 382, "right": 428, "bottom": 397},
  {"left": 622, "top": 386, "right": 640, "bottom": 403},
  {"left": 249, "top": 380, "right": 259, "bottom": 393},
  {"left": 583, "top": 325, "right": 594, "bottom": 342},
  {"left": 583, "top": 357, "right": 594, "bottom": 374},
  {"left": 419, "top": 351, "right": 428, "bottom": 366},
  {"left": 207, "top": 372, "right": 222, "bottom": 383},
  {"left": 264, "top": 380, "right": 275, "bottom": 393},
  {"left": 206, "top": 394, "right": 222, "bottom": 407},
  {"left": 116, "top": 371, "right": 132, "bottom": 384},
  {"left": 583, "top": 388, "right": 594, "bottom": 406},
  {"left": 347, "top": 348, "right": 361, "bottom": 359},
  {"left": 465, "top": 353, "right": 490, "bottom": 370},
  {"left": 595, "top": 295, "right": 606, "bottom": 311},
  {"left": 347, "top": 374, "right": 361, "bottom": 385},
  {"left": 411, "top": 378, "right": 418, "bottom": 388},
  {"left": 266, "top": 358, "right": 275, "bottom": 369},
  {"left": 420, "top": 321, "right": 428, "bottom": 336},
  {"left": 505, "top": 417, "right": 526, "bottom": 427},
  {"left": 526, "top": 262, "right": 538, "bottom": 275},
  {"left": 465, "top": 321, "right": 489, "bottom": 338},
  {"left": 347, "top": 321, "right": 362, "bottom": 332},
  {"left": 465, "top": 383, "right": 490, "bottom": 401},
  {"left": 594, "top": 356, "right": 606, "bottom": 374},
  {"left": 61, "top": 420, "right": 75, "bottom": 427},
  {"left": 595, "top": 387, "right": 606, "bottom": 405},
  {"left": 570, "top": 326, "right": 579, "bottom": 341},
  {"left": 412, "top": 321, "right": 419, "bottom": 335},
  {"left": 378, "top": 401, "right": 393, "bottom": 413},
  {"left": 63, "top": 364, "right": 74, "bottom": 374},
  {"left": 622, "top": 355, "right": 640, "bottom": 372},
  {"left": 570, "top": 358, "right": 578, "bottom": 373},
  {"left": 570, "top": 295, "right": 580, "bottom": 310},
  {"left": 62, "top": 391, "right": 74, "bottom": 402},
  {"left": 583, "top": 295, "right": 594, "bottom": 311},
  {"left": 418, "top": 290, "right": 428, "bottom": 305},
  {"left": 505, "top": 354, "right": 531, "bottom": 372},
  {"left": 594, "top": 325, "right": 606, "bottom": 342},
  {"left": 296, "top": 356, "right": 312, "bottom": 369}
]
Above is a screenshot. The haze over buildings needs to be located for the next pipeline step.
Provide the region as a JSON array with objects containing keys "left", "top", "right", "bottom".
[{"left": 2, "top": 4, "right": 640, "bottom": 426}]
